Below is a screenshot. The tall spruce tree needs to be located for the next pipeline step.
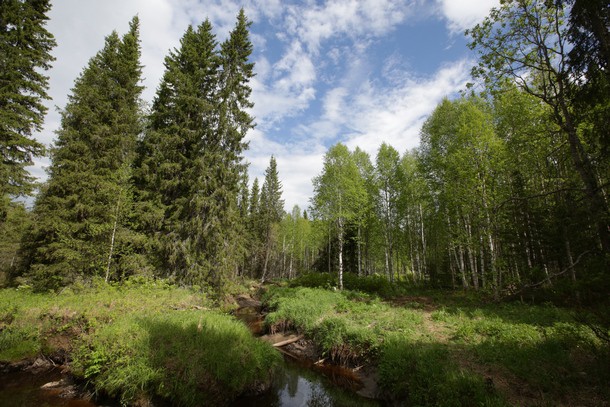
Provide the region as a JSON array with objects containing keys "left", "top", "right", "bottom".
[
  {"left": 135, "top": 21, "right": 220, "bottom": 284},
  {"left": 212, "top": 9, "right": 255, "bottom": 288},
  {"left": 0, "top": 0, "right": 55, "bottom": 223},
  {"left": 259, "top": 156, "right": 285, "bottom": 281},
  {"left": 135, "top": 11, "right": 255, "bottom": 291},
  {"left": 20, "top": 18, "right": 143, "bottom": 289}
]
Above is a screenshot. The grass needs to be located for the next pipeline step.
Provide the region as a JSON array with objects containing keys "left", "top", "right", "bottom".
[
  {"left": 379, "top": 336, "right": 507, "bottom": 407},
  {"left": 431, "top": 302, "right": 608, "bottom": 399},
  {"left": 72, "top": 311, "right": 280, "bottom": 405},
  {"left": 263, "top": 283, "right": 610, "bottom": 406},
  {"left": 264, "top": 286, "right": 424, "bottom": 364},
  {"left": 0, "top": 277, "right": 281, "bottom": 406}
]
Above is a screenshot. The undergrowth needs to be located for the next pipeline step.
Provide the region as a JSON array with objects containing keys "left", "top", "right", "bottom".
[
  {"left": 264, "top": 282, "right": 609, "bottom": 406},
  {"left": 432, "top": 303, "right": 609, "bottom": 398},
  {"left": 379, "top": 336, "right": 507, "bottom": 407},
  {"left": 0, "top": 277, "right": 281, "bottom": 406},
  {"left": 72, "top": 311, "right": 280, "bottom": 405},
  {"left": 264, "top": 286, "right": 423, "bottom": 365}
]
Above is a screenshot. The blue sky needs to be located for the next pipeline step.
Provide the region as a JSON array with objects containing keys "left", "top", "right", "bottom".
[{"left": 35, "top": 0, "right": 498, "bottom": 210}]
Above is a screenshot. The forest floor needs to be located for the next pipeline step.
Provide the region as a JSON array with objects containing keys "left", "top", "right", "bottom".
[
  {"left": 0, "top": 278, "right": 281, "bottom": 406},
  {"left": 261, "top": 277, "right": 610, "bottom": 407},
  {"left": 1, "top": 276, "right": 608, "bottom": 406}
]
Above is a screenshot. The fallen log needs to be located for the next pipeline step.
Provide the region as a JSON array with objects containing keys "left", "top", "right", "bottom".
[{"left": 273, "top": 335, "right": 303, "bottom": 348}]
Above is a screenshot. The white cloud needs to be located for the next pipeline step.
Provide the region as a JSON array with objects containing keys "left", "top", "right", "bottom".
[
  {"left": 244, "top": 129, "right": 325, "bottom": 211},
  {"left": 344, "top": 60, "right": 472, "bottom": 156},
  {"left": 285, "top": 0, "right": 414, "bottom": 53},
  {"left": 298, "top": 59, "right": 472, "bottom": 158},
  {"left": 251, "top": 40, "right": 316, "bottom": 128},
  {"left": 28, "top": 0, "right": 477, "bottom": 211},
  {"left": 437, "top": 0, "right": 499, "bottom": 33}
]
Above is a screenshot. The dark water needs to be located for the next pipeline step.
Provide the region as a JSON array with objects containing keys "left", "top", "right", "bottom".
[
  {"left": 0, "top": 307, "right": 381, "bottom": 406},
  {"left": 233, "top": 306, "right": 381, "bottom": 407},
  {"left": 233, "top": 354, "right": 380, "bottom": 407},
  {"left": 0, "top": 368, "right": 98, "bottom": 407},
  {"left": 0, "top": 359, "right": 380, "bottom": 407}
]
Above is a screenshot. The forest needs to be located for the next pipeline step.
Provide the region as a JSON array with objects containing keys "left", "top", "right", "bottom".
[
  {"left": 1, "top": 0, "right": 609, "bottom": 406},
  {"left": 1, "top": 0, "right": 608, "bottom": 303}
]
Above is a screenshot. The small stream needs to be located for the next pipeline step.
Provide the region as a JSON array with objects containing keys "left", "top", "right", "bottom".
[
  {"left": 0, "top": 301, "right": 382, "bottom": 407},
  {"left": 232, "top": 301, "right": 382, "bottom": 407},
  {"left": 0, "top": 368, "right": 102, "bottom": 407},
  {"left": 232, "top": 355, "right": 379, "bottom": 407}
]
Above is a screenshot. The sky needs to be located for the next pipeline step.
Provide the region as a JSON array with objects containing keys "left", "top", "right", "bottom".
[{"left": 33, "top": 0, "right": 499, "bottom": 211}]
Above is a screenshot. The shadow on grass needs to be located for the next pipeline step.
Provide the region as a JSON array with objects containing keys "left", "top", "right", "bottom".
[
  {"left": 138, "top": 313, "right": 281, "bottom": 406},
  {"left": 378, "top": 328, "right": 610, "bottom": 407},
  {"left": 72, "top": 311, "right": 281, "bottom": 406}
]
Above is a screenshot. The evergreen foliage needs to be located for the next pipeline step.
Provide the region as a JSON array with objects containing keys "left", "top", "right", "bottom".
[
  {"left": 135, "top": 10, "right": 255, "bottom": 291},
  {"left": 135, "top": 21, "right": 221, "bottom": 285},
  {"left": 0, "top": 0, "right": 55, "bottom": 221},
  {"left": 258, "top": 156, "right": 285, "bottom": 281},
  {"left": 19, "top": 18, "right": 143, "bottom": 289}
]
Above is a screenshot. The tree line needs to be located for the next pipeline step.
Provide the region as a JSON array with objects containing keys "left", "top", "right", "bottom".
[
  {"left": 1, "top": 0, "right": 608, "bottom": 302},
  {"left": 305, "top": 0, "right": 609, "bottom": 301}
]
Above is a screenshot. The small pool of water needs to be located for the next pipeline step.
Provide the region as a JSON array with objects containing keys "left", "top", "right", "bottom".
[
  {"left": 233, "top": 305, "right": 382, "bottom": 407},
  {"left": 233, "top": 355, "right": 381, "bottom": 407},
  {"left": 0, "top": 368, "right": 98, "bottom": 407}
]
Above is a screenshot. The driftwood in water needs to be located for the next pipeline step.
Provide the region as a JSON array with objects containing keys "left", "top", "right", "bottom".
[{"left": 272, "top": 335, "right": 303, "bottom": 348}]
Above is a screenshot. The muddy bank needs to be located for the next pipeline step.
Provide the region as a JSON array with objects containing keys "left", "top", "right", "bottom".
[
  {"left": 0, "top": 358, "right": 100, "bottom": 407},
  {"left": 233, "top": 293, "right": 382, "bottom": 401}
]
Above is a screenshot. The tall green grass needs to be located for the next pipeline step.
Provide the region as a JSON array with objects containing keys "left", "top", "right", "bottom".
[
  {"left": 72, "top": 311, "right": 281, "bottom": 405},
  {"left": 264, "top": 286, "right": 423, "bottom": 364},
  {"left": 432, "top": 302, "right": 608, "bottom": 399},
  {"left": 379, "top": 336, "right": 507, "bottom": 407},
  {"left": 265, "top": 284, "right": 610, "bottom": 405},
  {"left": 0, "top": 279, "right": 281, "bottom": 406}
]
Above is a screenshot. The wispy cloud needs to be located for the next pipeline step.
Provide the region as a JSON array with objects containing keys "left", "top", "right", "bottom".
[
  {"left": 284, "top": 0, "right": 415, "bottom": 53},
  {"left": 32, "top": 0, "right": 477, "bottom": 211},
  {"left": 344, "top": 59, "right": 472, "bottom": 156},
  {"left": 436, "top": 0, "right": 499, "bottom": 34}
]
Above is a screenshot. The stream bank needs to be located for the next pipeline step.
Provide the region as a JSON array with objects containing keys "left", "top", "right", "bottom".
[{"left": 232, "top": 293, "right": 383, "bottom": 406}]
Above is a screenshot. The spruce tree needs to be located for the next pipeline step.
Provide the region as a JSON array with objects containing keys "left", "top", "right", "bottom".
[
  {"left": 249, "top": 177, "right": 260, "bottom": 220},
  {"left": 258, "top": 156, "right": 285, "bottom": 281},
  {"left": 20, "top": 18, "right": 143, "bottom": 289},
  {"left": 0, "top": 0, "right": 55, "bottom": 222},
  {"left": 135, "top": 11, "right": 255, "bottom": 290},
  {"left": 211, "top": 8, "right": 255, "bottom": 288},
  {"left": 260, "top": 156, "right": 285, "bottom": 225},
  {"left": 135, "top": 21, "right": 221, "bottom": 285}
]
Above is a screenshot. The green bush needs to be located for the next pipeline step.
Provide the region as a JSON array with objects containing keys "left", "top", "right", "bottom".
[
  {"left": 343, "top": 273, "right": 394, "bottom": 297},
  {"left": 288, "top": 272, "right": 336, "bottom": 288}
]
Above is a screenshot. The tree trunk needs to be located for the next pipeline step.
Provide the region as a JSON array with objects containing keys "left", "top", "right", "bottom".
[
  {"left": 419, "top": 203, "right": 427, "bottom": 279},
  {"left": 260, "top": 230, "right": 272, "bottom": 283},
  {"left": 337, "top": 217, "right": 344, "bottom": 290},
  {"left": 105, "top": 195, "right": 121, "bottom": 283},
  {"left": 557, "top": 82, "right": 610, "bottom": 253},
  {"left": 357, "top": 225, "right": 362, "bottom": 277}
]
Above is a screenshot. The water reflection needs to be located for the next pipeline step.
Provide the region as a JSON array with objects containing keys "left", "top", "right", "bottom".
[
  {"left": 233, "top": 355, "right": 381, "bottom": 407},
  {"left": 0, "top": 369, "right": 98, "bottom": 407}
]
